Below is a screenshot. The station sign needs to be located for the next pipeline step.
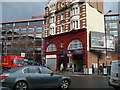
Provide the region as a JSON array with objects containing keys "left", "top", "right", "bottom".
[{"left": 67, "top": 52, "right": 72, "bottom": 57}]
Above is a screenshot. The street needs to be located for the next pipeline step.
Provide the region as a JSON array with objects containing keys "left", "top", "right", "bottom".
[{"left": 0, "top": 75, "right": 114, "bottom": 90}]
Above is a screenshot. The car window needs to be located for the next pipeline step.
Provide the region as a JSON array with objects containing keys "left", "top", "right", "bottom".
[
  {"left": 28, "top": 67, "right": 40, "bottom": 73},
  {"left": 40, "top": 67, "right": 52, "bottom": 74},
  {"left": 8, "top": 66, "right": 23, "bottom": 72}
]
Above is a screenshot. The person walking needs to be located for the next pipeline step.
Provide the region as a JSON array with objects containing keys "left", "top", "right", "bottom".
[{"left": 92, "top": 64, "right": 94, "bottom": 74}]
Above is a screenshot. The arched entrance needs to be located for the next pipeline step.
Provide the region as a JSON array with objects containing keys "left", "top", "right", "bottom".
[{"left": 67, "top": 39, "right": 83, "bottom": 71}]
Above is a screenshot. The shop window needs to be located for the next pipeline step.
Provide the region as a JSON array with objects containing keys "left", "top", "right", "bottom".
[
  {"left": 68, "top": 39, "right": 83, "bottom": 50},
  {"left": 46, "top": 43, "right": 57, "bottom": 52}
]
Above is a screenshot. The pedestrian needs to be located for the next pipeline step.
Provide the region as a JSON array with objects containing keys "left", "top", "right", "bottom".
[
  {"left": 99, "top": 65, "right": 103, "bottom": 74},
  {"left": 69, "top": 62, "right": 73, "bottom": 73},
  {"left": 92, "top": 64, "right": 94, "bottom": 74},
  {"left": 60, "top": 63, "right": 64, "bottom": 73}
]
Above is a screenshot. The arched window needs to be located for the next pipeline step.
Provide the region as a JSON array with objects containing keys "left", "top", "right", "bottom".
[
  {"left": 68, "top": 39, "right": 83, "bottom": 50},
  {"left": 46, "top": 43, "right": 57, "bottom": 52}
]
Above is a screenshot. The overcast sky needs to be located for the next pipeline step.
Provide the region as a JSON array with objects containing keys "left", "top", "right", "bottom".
[{"left": 1, "top": 0, "right": 119, "bottom": 22}]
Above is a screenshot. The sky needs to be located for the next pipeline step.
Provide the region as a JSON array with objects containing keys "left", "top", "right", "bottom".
[{"left": 0, "top": 0, "right": 119, "bottom": 22}]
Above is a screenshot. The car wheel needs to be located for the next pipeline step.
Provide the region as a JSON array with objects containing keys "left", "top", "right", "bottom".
[
  {"left": 60, "top": 79, "right": 69, "bottom": 89},
  {"left": 14, "top": 81, "right": 28, "bottom": 90}
]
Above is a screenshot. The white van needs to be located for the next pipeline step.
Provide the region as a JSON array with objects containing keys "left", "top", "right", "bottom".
[{"left": 108, "top": 60, "right": 120, "bottom": 90}]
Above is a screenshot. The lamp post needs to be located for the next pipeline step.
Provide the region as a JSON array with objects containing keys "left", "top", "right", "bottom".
[{"left": 104, "top": 10, "right": 112, "bottom": 74}]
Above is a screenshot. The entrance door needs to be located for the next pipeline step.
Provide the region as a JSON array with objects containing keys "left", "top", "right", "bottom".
[{"left": 46, "top": 55, "right": 56, "bottom": 71}]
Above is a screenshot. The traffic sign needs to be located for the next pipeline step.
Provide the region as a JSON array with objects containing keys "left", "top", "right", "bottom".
[
  {"left": 67, "top": 53, "right": 72, "bottom": 57},
  {"left": 21, "top": 53, "right": 25, "bottom": 57}
]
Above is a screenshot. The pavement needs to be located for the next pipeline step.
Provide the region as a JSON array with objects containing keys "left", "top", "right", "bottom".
[{"left": 55, "top": 71, "right": 108, "bottom": 77}]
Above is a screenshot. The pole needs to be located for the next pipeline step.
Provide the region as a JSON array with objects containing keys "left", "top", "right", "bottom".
[
  {"left": 69, "top": 57, "right": 70, "bottom": 74},
  {"left": 104, "top": 10, "right": 112, "bottom": 75}
]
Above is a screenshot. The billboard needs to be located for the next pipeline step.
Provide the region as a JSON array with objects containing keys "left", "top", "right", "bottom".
[{"left": 90, "top": 31, "right": 115, "bottom": 51}]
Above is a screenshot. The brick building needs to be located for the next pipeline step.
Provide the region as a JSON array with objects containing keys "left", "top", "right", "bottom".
[
  {"left": 1, "top": 18, "right": 44, "bottom": 62},
  {"left": 104, "top": 13, "right": 119, "bottom": 51},
  {"left": 44, "top": 0, "right": 116, "bottom": 71}
]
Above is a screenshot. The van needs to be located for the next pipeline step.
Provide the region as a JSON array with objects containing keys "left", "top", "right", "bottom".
[
  {"left": 2, "top": 55, "right": 26, "bottom": 70},
  {"left": 108, "top": 60, "right": 120, "bottom": 90}
]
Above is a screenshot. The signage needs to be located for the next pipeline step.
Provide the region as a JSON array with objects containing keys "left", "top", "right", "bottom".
[
  {"left": 67, "top": 53, "right": 72, "bottom": 57},
  {"left": 90, "top": 31, "right": 115, "bottom": 51},
  {"left": 21, "top": 53, "right": 25, "bottom": 57}
]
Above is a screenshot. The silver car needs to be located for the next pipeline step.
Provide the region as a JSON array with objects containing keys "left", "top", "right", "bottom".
[{"left": 1, "top": 65, "right": 71, "bottom": 90}]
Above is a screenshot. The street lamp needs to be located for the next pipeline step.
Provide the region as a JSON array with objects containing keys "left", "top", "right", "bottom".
[{"left": 104, "top": 10, "right": 112, "bottom": 74}]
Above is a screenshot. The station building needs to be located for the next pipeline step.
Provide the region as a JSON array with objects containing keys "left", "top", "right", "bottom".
[{"left": 44, "top": 0, "right": 116, "bottom": 71}]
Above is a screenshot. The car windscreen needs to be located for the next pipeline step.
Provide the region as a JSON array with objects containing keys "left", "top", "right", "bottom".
[
  {"left": 8, "top": 66, "right": 23, "bottom": 73},
  {"left": 13, "top": 59, "right": 24, "bottom": 64}
]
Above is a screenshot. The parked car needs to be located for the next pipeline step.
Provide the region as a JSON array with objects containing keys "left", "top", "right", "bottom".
[
  {"left": 108, "top": 60, "right": 120, "bottom": 90},
  {"left": 1, "top": 65, "right": 71, "bottom": 90}
]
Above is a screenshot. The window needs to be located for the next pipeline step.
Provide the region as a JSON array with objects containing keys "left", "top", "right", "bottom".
[
  {"left": 50, "top": 16, "right": 55, "bottom": 23},
  {"left": 68, "top": 39, "right": 83, "bottom": 50},
  {"left": 36, "top": 27, "right": 42, "bottom": 32},
  {"left": 35, "top": 34, "right": 42, "bottom": 39},
  {"left": 109, "top": 23, "right": 118, "bottom": 29},
  {"left": 61, "top": 25, "right": 65, "bottom": 33},
  {"left": 14, "top": 29, "right": 20, "bottom": 34},
  {"left": 15, "top": 22, "right": 28, "bottom": 26},
  {"left": 61, "top": 13, "right": 64, "bottom": 20},
  {"left": 6, "top": 42, "right": 12, "bottom": 46},
  {"left": 7, "top": 35, "right": 12, "bottom": 40},
  {"left": 29, "top": 21, "right": 43, "bottom": 25},
  {"left": 35, "top": 41, "right": 42, "bottom": 46},
  {"left": 7, "top": 29, "right": 12, "bottom": 34},
  {"left": 47, "top": 43, "right": 57, "bottom": 52},
  {"left": 76, "top": 21, "right": 78, "bottom": 28},
  {"left": 28, "top": 28, "right": 34, "bottom": 33},
  {"left": 49, "top": 27, "right": 55, "bottom": 35},
  {"left": 2, "top": 23, "right": 13, "bottom": 28},
  {"left": 28, "top": 68, "right": 40, "bottom": 73},
  {"left": 110, "top": 31, "right": 118, "bottom": 36},
  {"left": 71, "top": 7, "right": 79, "bottom": 16},
  {"left": 28, "top": 34, "right": 34, "bottom": 39},
  {"left": 35, "top": 48, "right": 42, "bottom": 53},
  {"left": 40, "top": 67, "right": 52, "bottom": 74},
  {"left": 2, "top": 30, "right": 6, "bottom": 34},
  {"left": 13, "top": 59, "right": 24, "bottom": 64},
  {"left": 21, "top": 28, "right": 27, "bottom": 33},
  {"left": 71, "top": 20, "right": 79, "bottom": 29}
]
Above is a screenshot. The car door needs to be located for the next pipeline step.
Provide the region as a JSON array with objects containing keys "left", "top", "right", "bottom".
[
  {"left": 40, "top": 67, "right": 62, "bottom": 87},
  {"left": 25, "top": 67, "right": 44, "bottom": 88}
]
